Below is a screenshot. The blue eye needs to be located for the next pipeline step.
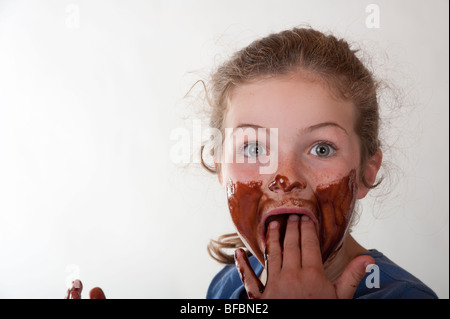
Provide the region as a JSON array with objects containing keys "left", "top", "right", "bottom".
[
  {"left": 243, "top": 142, "right": 266, "bottom": 157},
  {"left": 310, "top": 142, "right": 336, "bottom": 157}
]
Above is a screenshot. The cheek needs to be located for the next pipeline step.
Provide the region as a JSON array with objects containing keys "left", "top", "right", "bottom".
[
  {"left": 315, "top": 170, "right": 358, "bottom": 263},
  {"left": 221, "top": 162, "right": 262, "bottom": 185},
  {"left": 304, "top": 160, "right": 349, "bottom": 187},
  {"left": 226, "top": 180, "right": 265, "bottom": 263}
]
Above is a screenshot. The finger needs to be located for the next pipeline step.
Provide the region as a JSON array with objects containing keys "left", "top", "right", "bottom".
[
  {"left": 234, "top": 248, "right": 264, "bottom": 299},
  {"left": 335, "top": 255, "right": 375, "bottom": 299},
  {"left": 66, "top": 279, "right": 83, "bottom": 299},
  {"left": 282, "top": 214, "right": 301, "bottom": 269},
  {"left": 89, "top": 287, "right": 106, "bottom": 299},
  {"left": 300, "top": 215, "right": 323, "bottom": 268},
  {"left": 265, "top": 220, "right": 283, "bottom": 273}
]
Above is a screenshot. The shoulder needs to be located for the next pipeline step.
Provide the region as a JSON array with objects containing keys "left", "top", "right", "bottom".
[
  {"left": 206, "top": 256, "right": 262, "bottom": 299},
  {"left": 354, "top": 250, "right": 438, "bottom": 299},
  {"left": 206, "top": 263, "right": 240, "bottom": 299}
]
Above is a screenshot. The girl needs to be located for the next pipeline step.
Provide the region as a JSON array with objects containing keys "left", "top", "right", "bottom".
[{"left": 202, "top": 27, "right": 437, "bottom": 299}]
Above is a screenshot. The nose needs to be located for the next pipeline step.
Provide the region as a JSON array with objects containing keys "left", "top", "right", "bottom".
[
  {"left": 267, "top": 149, "right": 308, "bottom": 193},
  {"left": 268, "top": 174, "right": 306, "bottom": 192}
]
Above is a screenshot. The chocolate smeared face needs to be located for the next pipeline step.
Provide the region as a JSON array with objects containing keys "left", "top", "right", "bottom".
[
  {"left": 221, "top": 77, "right": 370, "bottom": 266},
  {"left": 226, "top": 170, "right": 357, "bottom": 265},
  {"left": 227, "top": 180, "right": 264, "bottom": 262},
  {"left": 315, "top": 170, "right": 357, "bottom": 262}
]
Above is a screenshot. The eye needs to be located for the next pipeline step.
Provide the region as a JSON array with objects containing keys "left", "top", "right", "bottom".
[
  {"left": 243, "top": 142, "right": 267, "bottom": 157},
  {"left": 310, "top": 142, "right": 336, "bottom": 157}
]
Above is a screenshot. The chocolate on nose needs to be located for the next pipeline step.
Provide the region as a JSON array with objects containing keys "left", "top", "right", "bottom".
[
  {"left": 268, "top": 175, "right": 288, "bottom": 192},
  {"left": 268, "top": 175, "right": 306, "bottom": 192}
]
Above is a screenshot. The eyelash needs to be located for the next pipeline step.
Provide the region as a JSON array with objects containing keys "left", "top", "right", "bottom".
[
  {"left": 239, "top": 140, "right": 338, "bottom": 158},
  {"left": 241, "top": 142, "right": 267, "bottom": 157},
  {"left": 309, "top": 141, "right": 338, "bottom": 158}
]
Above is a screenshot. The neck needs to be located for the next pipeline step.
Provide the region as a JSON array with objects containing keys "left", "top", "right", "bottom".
[{"left": 324, "top": 235, "right": 369, "bottom": 283}]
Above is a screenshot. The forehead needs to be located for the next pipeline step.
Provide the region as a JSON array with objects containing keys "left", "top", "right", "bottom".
[{"left": 224, "top": 75, "right": 356, "bottom": 133}]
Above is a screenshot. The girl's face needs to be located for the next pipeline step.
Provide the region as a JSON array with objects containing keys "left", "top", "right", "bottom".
[{"left": 219, "top": 75, "right": 374, "bottom": 265}]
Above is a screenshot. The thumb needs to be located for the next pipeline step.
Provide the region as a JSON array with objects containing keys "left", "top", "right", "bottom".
[
  {"left": 89, "top": 287, "right": 106, "bottom": 299},
  {"left": 335, "top": 255, "right": 375, "bottom": 299}
]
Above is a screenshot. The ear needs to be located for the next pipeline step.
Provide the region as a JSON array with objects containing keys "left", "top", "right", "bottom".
[{"left": 357, "top": 149, "right": 383, "bottom": 199}]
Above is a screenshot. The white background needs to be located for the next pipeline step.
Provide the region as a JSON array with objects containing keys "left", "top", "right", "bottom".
[{"left": 0, "top": 0, "right": 448, "bottom": 298}]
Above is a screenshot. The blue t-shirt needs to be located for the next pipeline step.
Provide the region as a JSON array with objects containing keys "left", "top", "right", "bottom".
[{"left": 206, "top": 249, "right": 438, "bottom": 299}]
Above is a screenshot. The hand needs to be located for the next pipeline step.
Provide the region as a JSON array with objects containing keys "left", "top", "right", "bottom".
[
  {"left": 65, "top": 279, "right": 106, "bottom": 299},
  {"left": 234, "top": 214, "right": 374, "bottom": 299}
]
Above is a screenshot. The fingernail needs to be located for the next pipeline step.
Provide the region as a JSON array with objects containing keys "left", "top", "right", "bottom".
[
  {"left": 235, "top": 248, "right": 244, "bottom": 260},
  {"left": 269, "top": 220, "right": 279, "bottom": 229},
  {"left": 301, "top": 215, "right": 310, "bottom": 221},
  {"left": 73, "top": 279, "right": 82, "bottom": 289},
  {"left": 289, "top": 214, "right": 299, "bottom": 221}
]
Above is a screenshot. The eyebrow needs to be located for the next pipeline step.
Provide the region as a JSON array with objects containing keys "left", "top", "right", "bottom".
[
  {"left": 235, "top": 122, "right": 347, "bottom": 133},
  {"left": 305, "top": 122, "right": 348, "bottom": 135},
  {"left": 234, "top": 123, "right": 264, "bottom": 131}
]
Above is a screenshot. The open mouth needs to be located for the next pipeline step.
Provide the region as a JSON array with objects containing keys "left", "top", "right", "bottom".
[{"left": 261, "top": 207, "right": 317, "bottom": 249}]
